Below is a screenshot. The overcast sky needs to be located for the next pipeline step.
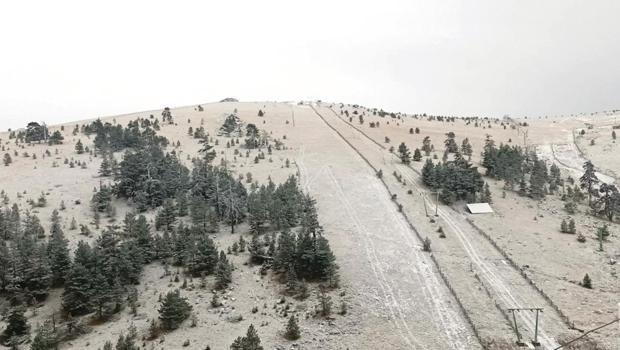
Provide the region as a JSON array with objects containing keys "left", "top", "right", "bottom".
[{"left": 1, "top": 0, "right": 619, "bottom": 131}]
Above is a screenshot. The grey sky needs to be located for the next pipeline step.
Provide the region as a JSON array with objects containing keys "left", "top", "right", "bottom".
[{"left": 1, "top": 0, "right": 618, "bottom": 131}]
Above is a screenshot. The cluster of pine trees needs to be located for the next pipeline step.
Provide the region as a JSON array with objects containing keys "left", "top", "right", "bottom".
[
  {"left": 114, "top": 146, "right": 190, "bottom": 210},
  {"left": 0, "top": 113, "right": 340, "bottom": 348},
  {"left": 251, "top": 189, "right": 339, "bottom": 286},
  {"left": 0, "top": 208, "right": 64, "bottom": 304},
  {"left": 84, "top": 118, "right": 168, "bottom": 152},
  {"left": 422, "top": 156, "right": 485, "bottom": 204},
  {"left": 482, "top": 136, "right": 561, "bottom": 199}
]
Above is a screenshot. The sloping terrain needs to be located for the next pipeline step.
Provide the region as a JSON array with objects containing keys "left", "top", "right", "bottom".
[{"left": 0, "top": 101, "right": 617, "bottom": 350}]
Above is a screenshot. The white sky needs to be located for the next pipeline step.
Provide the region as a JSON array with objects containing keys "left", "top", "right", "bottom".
[{"left": 1, "top": 0, "right": 619, "bottom": 131}]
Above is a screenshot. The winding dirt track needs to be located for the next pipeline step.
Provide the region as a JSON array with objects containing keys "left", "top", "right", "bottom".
[
  {"left": 307, "top": 103, "right": 572, "bottom": 349},
  {"left": 292, "top": 105, "right": 479, "bottom": 349}
]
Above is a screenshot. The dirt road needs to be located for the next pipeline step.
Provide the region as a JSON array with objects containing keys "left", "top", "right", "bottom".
[
  {"left": 308, "top": 103, "right": 574, "bottom": 349},
  {"left": 291, "top": 105, "right": 479, "bottom": 349}
]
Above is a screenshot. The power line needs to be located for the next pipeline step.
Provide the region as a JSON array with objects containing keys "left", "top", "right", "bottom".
[{"left": 553, "top": 318, "right": 619, "bottom": 350}]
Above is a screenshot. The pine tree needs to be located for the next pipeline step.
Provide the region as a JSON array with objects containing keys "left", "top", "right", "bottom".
[
  {"left": 594, "top": 183, "right": 619, "bottom": 221},
  {"left": 461, "top": 138, "right": 473, "bottom": 159},
  {"left": 47, "top": 217, "right": 71, "bottom": 286},
  {"left": 132, "top": 215, "right": 154, "bottom": 263},
  {"left": 158, "top": 289, "right": 192, "bottom": 331},
  {"left": 422, "top": 136, "right": 432, "bottom": 156},
  {"left": 155, "top": 199, "right": 177, "bottom": 231},
  {"left": 397, "top": 142, "right": 411, "bottom": 164},
  {"left": 285, "top": 264, "right": 298, "bottom": 292},
  {"left": 3, "top": 153, "right": 12, "bottom": 166},
  {"left": 215, "top": 251, "right": 232, "bottom": 290},
  {"left": 317, "top": 289, "right": 332, "bottom": 317},
  {"left": 580, "top": 161, "right": 599, "bottom": 205},
  {"left": 113, "top": 332, "right": 139, "bottom": 350},
  {"left": 249, "top": 234, "right": 265, "bottom": 264},
  {"left": 581, "top": 273, "right": 592, "bottom": 289},
  {"left": 30, "top": 320, "right": 58, "bottom": 350},
  {"left": 421, "top": 159, "right": 435, "bottom": 188},
  {"left": 99, "top": 153, "right": 112, "bottom": 177},
  {"left": 176, "top": 192, "right": 188, "bottom": 217},
  {"left": 230, "top": 324, "right": 264, "bottom": 350},
  {"left": 199, "top": 139, "right": 216, "bottom": 163},
  {"left": 568, "top": 218, "right": 576, "bottom": 234},
  {"left": 413, "top": 148, "right": 422, "bottom": 161},
  {"left": 284, "top": 315, "right": 300, "bottom": 340},
  {"left": 188, "top": 236, "right": 218, "bottom": 277},
  {"left": 90, "top": 271, "right": 113, "bottom": 319},
  {"left": 75, "top": 139, "right": 84, "bottom": 154},
  {"left": 2, "top": 307, "right": 29, "bottom": 340},
  {"left": 560, "top": 219, "right": 568, "bottom": 233}
]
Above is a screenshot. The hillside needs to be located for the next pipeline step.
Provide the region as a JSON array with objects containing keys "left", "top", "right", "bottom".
[{"left": 0, "top": 101, "right": 618, "bottom": 350}]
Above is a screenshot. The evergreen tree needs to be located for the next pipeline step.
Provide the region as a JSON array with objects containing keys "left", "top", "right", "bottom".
[
  {"left": 421, "top": 159, "right": 435, "bottom": 188},
  {"left": 3, "top": 153, "right": 11, "bottom": 166},
  {"left": 413, "top": 148, "right": 422, "bottom": 161},
  {"left": 158, "top": 289, "right": 192, "bottom": 331},
  {"left": 198, "top": 139, "right": 216, "bottom": 163},
  {"left": 91, "top": 184, "right": 113, "bottom": 213},
  {"left": 176, "top": 192, "right": 189, "bottom": 217},
  {"left": 2, "top": 307, "right": 29, "bottom": 341},
  {"left": 215, "top": 251, "right": 232, "bottom": 290},
  {"left": 155, "top": 199, "right": 177, "bottom": 231},
  {"left": 63, "top": 263, "right": 94, "bottom": 316},
  {"left": 422, "top": 136, "right": 432, "bottom": 156},
  {"left": 73, "top": 240, "right": 94, "bottom": 268},
  {"left": 30, "top": 321, "right": 58, "bottom": 350},
  {"left": 47, "top": 216, "right": 71, "bottom": 286},
  {"left": 581, "top": 273, "right": 592, "bottom": 289},
  {"left": 284, "top": 315, "right": 301, "bottom": 340},
  {"left": 23, "top": 212, "right": 45, "bottom": 238},
  {"left": 11, "top": 235, "right": 51, "bottom": 300},
  {"left": 75, "top": 139, "right": 85, "bottom": 154},
  {"left": 444, "top": 132, "right": 458, "bottom": 153},
  {"left": 397, "top": 142, "right": 411, "bottom": 164},
  {"left": 188, "top": 236, "right": 218, "bottom": 277},
  {"left": 230, "top": 324, "right": 263, "bottom": 350},
  {"left": 560, "top": 219, "right": 568, "bottom": 233},
  {"left": 529, "top": 158, "right": 548, "bottom": 199},
  {"left": 99, "top": 153, "right": 112, "bottom": 177},
  {"left": 594, "top": 183, "right": 619, "bottom": 221},
  {"left": 131, "top": 215, "right": 154, "bottom": 263},
  {"left": 90, "top": 271, "right": 114, "bottom": 319},
  {"left": 580, "top": 161, "right": 599, "bottom": 205},
  {"left": 460, "top": 138, "right": 473, "bottom": 159},
  {"left": 249, "top": 234, "right": 265, "bottom": 264},
  {"left": 113, "top": 331, "right": 139, "bottom": 350},
  {"left": 568, "top": 218, "right": 576, "bottom": 234},
  {"left": 48, "top": 130, "right": 64, "bottom": 145},
  {"left": 25, "top": 122, "right": 47, "bottom": 143},
  {"left": 285, "top": 264, "right": 298, "bottom": 292}
]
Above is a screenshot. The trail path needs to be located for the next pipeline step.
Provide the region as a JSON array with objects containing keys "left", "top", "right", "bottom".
[
  {"left": 308, "top": 103, "right": 571, "bottom": 349},
  {"left": 292, "top": 105, "right": 479, "bottom": 349}
]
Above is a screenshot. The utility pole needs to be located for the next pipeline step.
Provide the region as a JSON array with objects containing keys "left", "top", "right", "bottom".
[
  {"left": 429, "top": 191, "right": 440, "bottom": 216},
  {"left": 508, "top": 307, "right": 543, "bottom": 347}
]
